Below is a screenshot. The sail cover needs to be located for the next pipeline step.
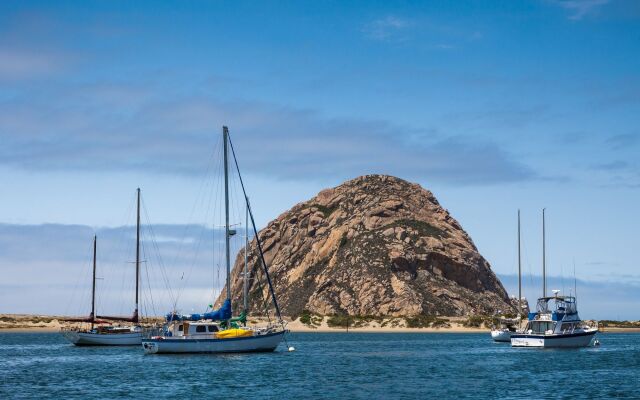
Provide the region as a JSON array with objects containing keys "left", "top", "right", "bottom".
[{"left": 166, "top": 299, "right": 232, "bottom": 322}]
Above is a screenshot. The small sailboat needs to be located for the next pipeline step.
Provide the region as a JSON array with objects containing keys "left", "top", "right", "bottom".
[
  {"left": 491, "top": 210, "right": 525, "bottom": 342},
  {"left": 142, "top": 126, "right": 287, "bottom": 354},
  {"left": 511, "top": 209, "right": 598, "bottom": 348},
  {"left": 61, "top": 189, "right": 145, "bottom": 346}
]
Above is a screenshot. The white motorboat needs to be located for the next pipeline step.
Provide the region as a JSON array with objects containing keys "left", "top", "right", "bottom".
[
  {"left": 511, "top": 293, "right": 597, "bottom": 348},
  {"left": 511, "top": 209, "right": 598, "bottom": 348},
  {"left": 143, "top": 126, "right": 287, "bottom": 354}
]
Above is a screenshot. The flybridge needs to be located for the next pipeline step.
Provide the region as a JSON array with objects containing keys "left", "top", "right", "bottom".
[{"left": 529, "top": 295, "right": 578, "bottom": 322}]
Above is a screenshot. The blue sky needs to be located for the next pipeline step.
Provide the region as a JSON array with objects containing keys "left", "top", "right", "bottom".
[{"left": 0, "top": 0, "right": 639, "bottom": 319}]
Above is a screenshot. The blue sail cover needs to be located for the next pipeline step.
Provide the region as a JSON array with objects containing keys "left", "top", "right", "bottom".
[{"left": 166, "top": 299, "right": 232, "bottom": 322}]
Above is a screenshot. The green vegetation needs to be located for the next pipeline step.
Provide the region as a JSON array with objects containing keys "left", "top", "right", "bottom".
[
  {"left": 326, "top": 314, "right": 383, "bottom": 328},
  {"left": 386, "top": 219, "right": 449, "bottom": 239},
  {"left": 599, "top": 320, "right": 640, "bottom": 328},
  {"left": 463, "top": 315, "right": 491, "bottom": 328},
  {"left": 339, "top": 233, "right": 348, "bottom": 248},
  {"left": 299, "top": 309, "right": 312, "bottom": 325},
  {"left": 404, "top": 315, "right": 451, "bottom": 328},
  {"left": 298, "top": 309, "right": 323, "bottom": 327},
  {"left": 311, "top": 204, "right": 337, "bottom": 218}
]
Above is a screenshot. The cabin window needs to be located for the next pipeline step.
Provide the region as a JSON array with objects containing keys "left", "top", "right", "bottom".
[
  {"left": 208, "top": 325, "right": 218, "bottom": 332},
  {"left": 531, "top": 321, "right": 555, "bottom": 333},
  {"left": 196, "top": 325, "right": 207, "bottom": 333},
  {"left": 178, "top": 325, "right": 183, "bottom": 331},
  {"left": 561, "top": 323, "right": 574, "bottom": 332}
]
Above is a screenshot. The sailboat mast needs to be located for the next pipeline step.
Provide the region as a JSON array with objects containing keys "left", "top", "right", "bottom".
[
  {"left": 223, "top": 126, "right": 231, "bottom": 302},
  {"left": 517, "top": 210, "right": 521, "bottom": 317},
  {"left": 244, "top": 198, "right": 249, "bottom": 314},
  {"left": 135, "top": 188, "right": 140, "bottom": 321},
  {"left": 542, "top": 208, "right": 546, "bottom": 298},
  {"left": 91, "top": 235, "right": 97, "bottom": 329}
]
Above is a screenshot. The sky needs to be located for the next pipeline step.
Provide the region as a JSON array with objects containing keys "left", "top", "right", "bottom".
[{"left": 0, "top": 0, "right": 639, "bottom": 319}]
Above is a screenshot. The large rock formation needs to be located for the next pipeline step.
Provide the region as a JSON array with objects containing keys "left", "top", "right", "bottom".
[{"left": 219, "top": 175, "right": 514, "bottom": 317}]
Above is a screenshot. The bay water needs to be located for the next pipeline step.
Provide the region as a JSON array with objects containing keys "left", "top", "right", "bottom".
[{"left": 1, "top": 332, "right": 638, "bottom": 399}]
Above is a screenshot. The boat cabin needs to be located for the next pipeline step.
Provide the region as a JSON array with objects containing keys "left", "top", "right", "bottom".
[
  {"left": 524, "top": 294, "right": 584, "bottom": 335},
  {"left": 165, "top": 321, "right": 221, "bottom": 337}
]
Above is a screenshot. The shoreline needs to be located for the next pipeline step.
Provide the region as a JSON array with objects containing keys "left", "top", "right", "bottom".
[
  {"left": 2, "top": 313, "right": 640, "bottom": 334},
  {"left": 2, "top": 326, "right": 640, "bottom": 334}
]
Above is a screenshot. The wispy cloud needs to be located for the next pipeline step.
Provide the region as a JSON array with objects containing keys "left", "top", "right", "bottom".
[
  {"left": 0, "top": 80, "right": 537, "bottom": 186},
  {"left": 590, "top": 160, "right": 629, "bottom": 171},
  {"left": 498, "top": 273, "right": 640, "bottom": 320},
  {"left": 0, "top": 223, "right": 241, "bottom": 315},
  {"left": 606, "top": 133, "right": 639, "bottom": 150},
  {"left": 550, "top": 0, "right": 612, "bottom": 20},
  {"left": 0, "top": 48, "right": 69, "bottom": 81},
  {"left": 362, "top": 16, "right": 413, "bottom": 42}
]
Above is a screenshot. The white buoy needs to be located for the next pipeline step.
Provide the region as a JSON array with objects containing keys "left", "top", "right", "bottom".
[{"left": 288, "top": 346, "right": 295, "bottom": 352}]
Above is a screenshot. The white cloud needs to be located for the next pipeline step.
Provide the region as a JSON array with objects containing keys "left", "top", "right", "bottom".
[
  {"left": 362, "top": 16, "right": 413, "bottom": 41},
  {"left": 551, "top": 0, "right": 611, "bottom": 20},
  {"left": 0, "top": 81, "right": 537, "bottom": 186},
  {"left": 0, "top": 48, "right": 67, "bottom": 80}
]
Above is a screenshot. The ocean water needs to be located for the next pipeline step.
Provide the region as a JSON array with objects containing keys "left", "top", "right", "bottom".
[{"left": 0, "top": 332, "right": 639, "bottom": 399}]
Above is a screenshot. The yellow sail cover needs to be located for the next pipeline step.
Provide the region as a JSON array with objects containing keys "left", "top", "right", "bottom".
[{"left": 216, "top": 328, "right": 254, "bottom": 339}]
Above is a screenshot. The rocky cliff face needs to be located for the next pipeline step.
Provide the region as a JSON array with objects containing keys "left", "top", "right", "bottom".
[{"left": 220, "top": 175, "right": 514, "bottom": 317}]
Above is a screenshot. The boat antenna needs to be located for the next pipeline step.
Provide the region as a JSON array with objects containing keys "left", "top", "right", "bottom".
[
  {"left": 91, "top": 235, "right": 97, "bottom": 330},
  {"left": 573, "top": 259, "right": 577, "bottom": 307},
  {"left": 226, "top": 130, "right": 284, "bottom": 322},
  {"left": 134, "top": 187, "right": 140, "bottom": 323},
  {"left": 542, "top": 208, "right": 546, "bottom": 298},
  {"left": 223, "top": 127, "right": 231, "bottom": 306},
  {"left": 243, "top": 197, "right": 250, "bottom": 317},
  {"left": 517, "top": 209, "right": 521, "bottom": 318}
]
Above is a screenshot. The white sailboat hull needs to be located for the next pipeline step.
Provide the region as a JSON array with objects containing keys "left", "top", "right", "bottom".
[
  {"left": 511, "top": 329, "right": 597, "bottom": 348},
  {"left": 142, "top": 331, "right": 285, "bottom": 354},
  {"left": 61, "top": 330, "right": 142, "bottom": 346},
  {"left": 491, "top": 329, "right": 513, "bottom": 342}
]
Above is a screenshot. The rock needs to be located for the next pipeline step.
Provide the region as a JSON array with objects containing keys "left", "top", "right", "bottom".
[{"left": 219, "top": 174, "right": 514, "bottom": 317}]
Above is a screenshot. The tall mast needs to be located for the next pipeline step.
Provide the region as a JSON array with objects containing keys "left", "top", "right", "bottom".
[
  {"left": 135, "top": 188, "right": 140, "bottom": 322},
  {"left": 243, "top": 198, "right": 249, "bottom": 314},
  {"left": 91, "top": 235, "right": 97, "bottom": 329},
  {"left": 517, "top": 210, "right": 522, "bottom": 317},
  {"left": 223, "top": 126, "right": 231, "bottom": 302},
  {"left": 542, "top": 208, "right": 546, "bottom": 298}
]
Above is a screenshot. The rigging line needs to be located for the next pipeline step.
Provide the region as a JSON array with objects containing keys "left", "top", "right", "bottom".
[
  {"left": 140, "top": 210, "right": 172, "bottom": 312},
  {"left": 175, "top": 151, "right": 219, "bottom": 309},
  {"left": 141, "top": 198, "right": 177, "bottom": 310},
  {"left": 210, "top": 140, "right": 225, "bottom": 306},
  {"left": 108, "top": 194, "right": 137, "bottom": 317},
  {"left": 227, "top": 132, "right": 283, "bottom": 322},
  {"left": 140, "top": 230, "right": 157, "bottom": 319},
  {"left": 251, "top": 254, "right": 274, "bottom": 323},
  {"left": 169, "top": 137, "right": 221, "bottom": 305},
  {"left": 65, "top": 239, "right": 95, "bottom": 317},
  {"left": 174, "top": 135, "right": 223, "bottom": 310}
]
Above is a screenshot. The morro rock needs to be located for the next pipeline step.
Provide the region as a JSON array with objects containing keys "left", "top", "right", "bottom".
[{"left": 220, "top": 175, "right": 513, "bottom": 317}]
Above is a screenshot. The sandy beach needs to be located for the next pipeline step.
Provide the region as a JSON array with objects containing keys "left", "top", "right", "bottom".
[
  {"left": 0, "top": 313, "right": 489, "bottom": 333},
  {"left": 2, "top": 314, "right": 639, "bottom": 334}
]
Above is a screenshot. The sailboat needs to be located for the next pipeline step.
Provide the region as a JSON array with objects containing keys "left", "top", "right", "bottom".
[
  {"left": 142, "top": 126, "right": 287, "bottom": 354},
  {"left": 491, "top": 210, "right": 525, "bottom": 342},
  {"left": 510, "top": 209, "right": 598, "bottom": 348},
  {"left": 61, "top": 189, "right": 145, "bottom": 346}
]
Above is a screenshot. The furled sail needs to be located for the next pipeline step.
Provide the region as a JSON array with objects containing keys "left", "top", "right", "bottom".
[{"left": 165, "top": 299, "right": 232, "bottom": 322}]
